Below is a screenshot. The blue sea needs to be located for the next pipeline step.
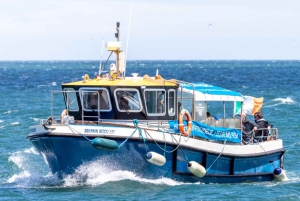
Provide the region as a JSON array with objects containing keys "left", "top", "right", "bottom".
[{"left": 0, "top": 60, "right": 300, "bottom": 200}]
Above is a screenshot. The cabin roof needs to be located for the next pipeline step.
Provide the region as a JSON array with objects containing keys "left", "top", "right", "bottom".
[{"left": 62, "top": 74, "right": 178, "bottom": 87}]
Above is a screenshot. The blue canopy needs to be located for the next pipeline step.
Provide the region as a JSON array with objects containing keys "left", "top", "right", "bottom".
[{"left": 179, "top": 83, "right": 244, "bottom": 101}]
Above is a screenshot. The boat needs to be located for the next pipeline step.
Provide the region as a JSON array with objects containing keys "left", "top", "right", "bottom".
[{"left": 27, "top": 22, "right": 287, "bottom": 183}]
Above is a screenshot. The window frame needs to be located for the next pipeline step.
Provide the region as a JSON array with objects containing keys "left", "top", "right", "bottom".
[
  {"left": 63, "top": 88, "right": 79, "bottom": 112},
  {"left": 79, "top": 87, "right": 112, "bottom": 112},
  {"left": 114, "top": 88, "right": 143, "bottom": 113},
  {"left": 144, "top": 89, "right": 166, "bottom": 116},
  {"left": 168, "top": 89, "right": 176, "bottom": 116}
]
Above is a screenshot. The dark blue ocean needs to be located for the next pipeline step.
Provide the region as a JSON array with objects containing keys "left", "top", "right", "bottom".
[{"left": 0, "top": 61, "right": 300, "bottom": 200}]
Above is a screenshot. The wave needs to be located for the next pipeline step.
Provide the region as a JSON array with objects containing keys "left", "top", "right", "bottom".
[
  {"left": 264, "top": 97, "right": 295, "bottom": 107},
  {"left": 29, "top": 117, "right": 39, "bottom": 122}
]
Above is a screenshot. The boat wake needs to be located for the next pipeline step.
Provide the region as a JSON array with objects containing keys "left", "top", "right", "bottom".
[{"left": 5, "top": 148, "right": 197, "bottom": 188}]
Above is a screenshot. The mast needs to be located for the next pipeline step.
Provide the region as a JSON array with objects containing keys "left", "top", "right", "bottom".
[{"left": 115, "top": 22, "right": 120, "bottom": 76}]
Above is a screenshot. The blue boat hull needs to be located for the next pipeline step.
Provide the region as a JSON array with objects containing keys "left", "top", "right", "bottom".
[{"left": 28, "top": 134, "right": 284, "bottom": 183}]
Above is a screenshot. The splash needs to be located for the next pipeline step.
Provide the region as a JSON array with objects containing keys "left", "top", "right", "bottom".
[
  {"left": 51, "top": 82, "right": 57, "bottom": 86},
  {"left": 6, "top": 150, "right": 198, "bottom": 188},
  {"left": 61, "top": 159, "right": 195, "bottom": 187},
  {"left": 6, "top": 148, "right": 59, "bottom": 187}
]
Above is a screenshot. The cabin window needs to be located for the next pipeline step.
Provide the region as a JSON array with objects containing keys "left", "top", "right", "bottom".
[
  {"left": 144, "top": 89, "right": 166, "bottom": 116},
  {"left": 63, "top": 88, "right": 79, "bottom": 111},
  {"left": 114, "top": 88, "right": 142, "bottom": 112},
  {"left": 79, "top": 88, "right": 111, "bottom": 111},
  {"left": 177, "top": 90, "right": 193, "bottom": 115},
  {"left": 168, "top": 90, "right": 175, "bottom": 116}
]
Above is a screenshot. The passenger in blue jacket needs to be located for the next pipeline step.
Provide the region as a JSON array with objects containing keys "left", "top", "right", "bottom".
[{"left": 241, "top": 113, "right": 258, "bottom": 145}]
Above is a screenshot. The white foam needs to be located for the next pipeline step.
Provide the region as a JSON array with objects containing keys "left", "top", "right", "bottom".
[
  {"left": 30, "top": 117, "right": 39, "bottom": 122},
  {"left": 4, "top": 111, "right": 11, "bottom": 114},
  {"left": 24, "top": 147, "right": 39, "bottom": 155},
  {"left": 9, "top": 152, "right": 25, "bottom": 169},
  {"left": 7, "top": 171, "right": 31, "bottom": 183},
  {"left": 6, "top": 150, "right": 201, "bottom": 188},
  {"left": 265, "top": 97, "right": 295, "bottom": 107},
  {"left": 61, "top": 159, "right": 199, "bottom": 187},
  {"left": 273, "top": 97, "right": 294, "bottom": 104},
  {"left": 10, "top": 122, "right": 20, "bottom": 125},
  {"left": 0, "top": 120, "right": 3, "bottom": 123},
  {"left": 51, "top": 82, "right": 57, "bottom": 86}
]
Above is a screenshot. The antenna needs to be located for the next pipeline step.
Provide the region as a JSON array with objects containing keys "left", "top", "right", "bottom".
[
  {"left": 98, "top": 38, "right": 105, "bottom": 76},
  {"left": 124, "top": 0, "right": 134, "bottom": 77},
  {"left": 116, "top": 22, "right": 120, "bottom": 41}
]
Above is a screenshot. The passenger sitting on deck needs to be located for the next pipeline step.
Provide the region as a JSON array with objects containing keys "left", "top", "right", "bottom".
[
  {"left": 119, "top": 96, "right": 131, "bottom": 110},
  {"left": 254, "top": 112, "right": 272, "bottom": 141},
  {"left": 241, "top": 113, "right": 258, "bottom": 145},
  {"left": 206, "top": 112, "right": 219, "bottom": 126}
]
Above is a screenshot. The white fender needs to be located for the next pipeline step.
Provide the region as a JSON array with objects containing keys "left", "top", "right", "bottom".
[
  {"left": 187, "top": 161, "right": 206, "bottom": 178},
  {"left": 146, "top": 152, "right": 166, "bottom": 166},
  {"left": 273, "top": 168, "right": 288, "bottom": 181}
]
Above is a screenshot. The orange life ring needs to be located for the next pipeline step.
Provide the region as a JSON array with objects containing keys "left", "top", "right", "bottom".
[{"left": 178, "top": 109, "right": 192, "bottom": 137}]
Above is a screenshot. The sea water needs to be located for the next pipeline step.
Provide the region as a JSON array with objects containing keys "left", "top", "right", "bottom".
[{"left": 0, "top": 60, "right": 300, "bottom": 200}]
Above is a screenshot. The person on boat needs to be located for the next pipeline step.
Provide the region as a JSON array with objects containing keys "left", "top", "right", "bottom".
[
  {"left": 206, "top": 112, "right": 219, "bottom": 126},
  {"left": 241, "top": 112, "right": 258, "bottom": 145},
  {"left": 145, "top": 92, "right": 154, "bottom": 113},
  {"left": 254, "top": 112, "right": 272, "bottom": 141},
  {"left": 119, "top": 96, "right": 131, "bottom": 110},
  {"left": 157, "top": 92, "right": 164, "bottom": 113},
  {"left": 89, "top": 92, "right": 99, "bottom": 109}
]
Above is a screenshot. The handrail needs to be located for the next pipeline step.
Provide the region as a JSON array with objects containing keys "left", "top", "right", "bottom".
[{"left": 251, "top": 128, "right": 278, "bottom": 143}]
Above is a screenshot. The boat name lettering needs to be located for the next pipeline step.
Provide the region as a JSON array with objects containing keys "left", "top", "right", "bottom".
[{"left": 84, "top": 129, "right": 115, "bottom": 134}]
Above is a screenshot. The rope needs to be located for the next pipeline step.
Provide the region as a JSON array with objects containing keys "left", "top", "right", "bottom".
[
  {"left": 144, "top": 129, "right": 182, "bottom": 153},
  {"left": 67, "top": 119, "right": 190, "bottom": 163},
  {"left": 258, "top": 143, "right": 276, "bottom": 169},
  {"left": 206, "top": 139, "right": 227, "bottom": 174},
  {"left": 68, "top": 125, "right": 92, "bottom": 142},
  {"left": 118, "top": 119, "right": 147, "bottom": 152}
]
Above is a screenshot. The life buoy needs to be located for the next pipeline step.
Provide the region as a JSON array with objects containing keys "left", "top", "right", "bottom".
[
  {"left": 178, "top": 109, "right": 192, "bottom": 137},
  {"left": 61, "top": 109, "right": 68, "bottom": 124}
]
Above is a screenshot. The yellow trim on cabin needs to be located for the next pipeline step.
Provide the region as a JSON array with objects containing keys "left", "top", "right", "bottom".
[{"left": 62, "top": 74, "right": 178, "bottom": 87}]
